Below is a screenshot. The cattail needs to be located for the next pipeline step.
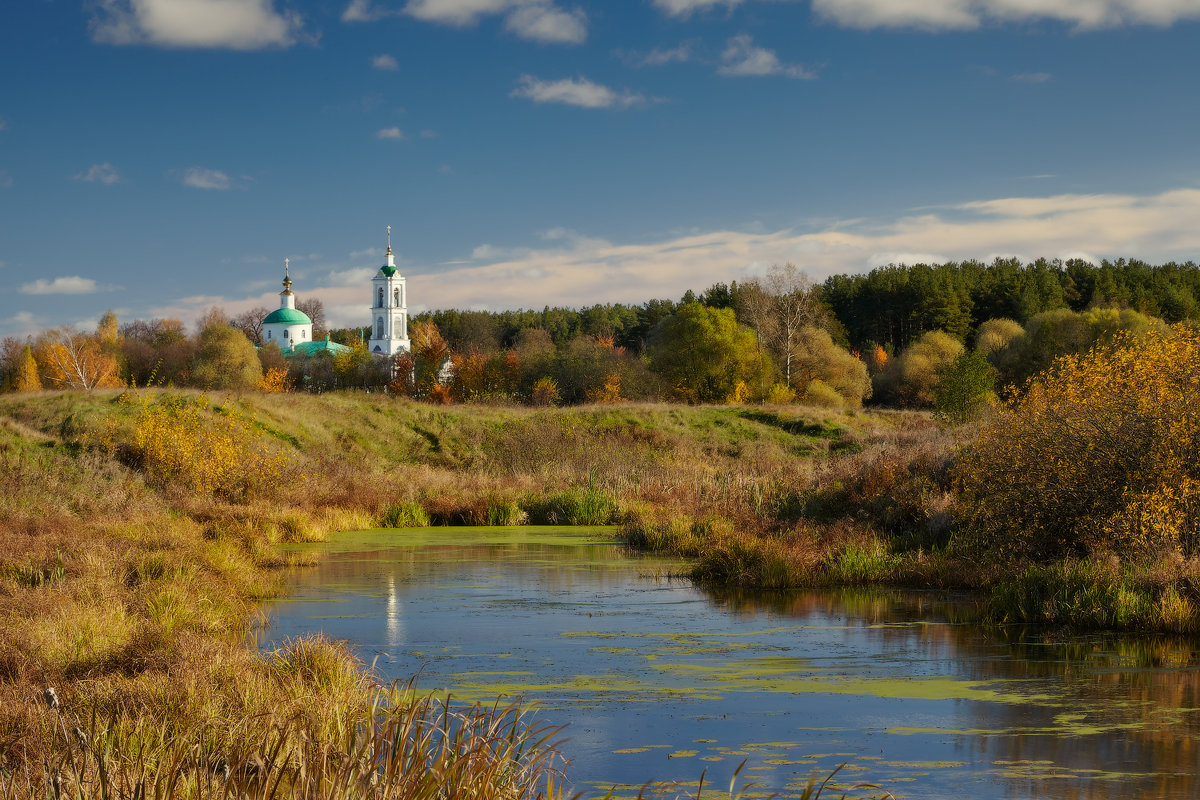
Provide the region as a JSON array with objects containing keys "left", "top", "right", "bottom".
[
  {"left": 72, "top": 726, "right": 87, "bottom": 747},
  {"left": 42, "top": 687, "right": 59, "bottom": 710}
]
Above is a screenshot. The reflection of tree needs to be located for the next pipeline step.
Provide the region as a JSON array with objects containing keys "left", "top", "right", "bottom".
[{"left": 701, "top": 588, "right": 1200, "bottom": 800}]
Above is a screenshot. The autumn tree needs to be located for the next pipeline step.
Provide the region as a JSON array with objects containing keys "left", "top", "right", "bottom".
[
  {"left": 12, "top": 344, "right": 43, "bottom": 392},
  {"left": 873, "top": 330, "right": 963, "bottom": 407},
  {"left": 35, "top": 323, "right": 123, "bottom": 391},
  {"left": 192, "top": 323, "right": 262, "bottom": 390},
  {"left": 408, "top": 320, "right": 451, "bottom": 399},
  {"left": 646, "top": 303, "right": 768, "bottom": 403},
  {"left": 959, "top": 326, "right": 1200, "bottom": 558}
]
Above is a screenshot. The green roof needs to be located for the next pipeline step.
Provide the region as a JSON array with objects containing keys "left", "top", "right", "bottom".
[
  {"left": 288, "top": 340, "right": 353, "bottom": 358},
  {"left": 378, "top": 265, "right": 397, "bottom": 277},
  {"left": 263, "top": 307, "right": 312, "bottom": 324}
]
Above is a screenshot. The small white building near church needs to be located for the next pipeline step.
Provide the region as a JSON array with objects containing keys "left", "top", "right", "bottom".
[
  {"left": 262, "top": 258, "right": 312, "bottom": 352},
  {"left": 368, "top": 226, "right": 411, "bottom": 356}
]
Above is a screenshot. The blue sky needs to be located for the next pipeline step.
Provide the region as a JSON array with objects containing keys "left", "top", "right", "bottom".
[{"left": 5, "top": 0, "right": 1200, "bottom": 335}]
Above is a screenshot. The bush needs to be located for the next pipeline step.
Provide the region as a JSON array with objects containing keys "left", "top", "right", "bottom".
[
  {"left": 958, "top": 326, "right": 1200, "bottom": 559},
  {"left": 107, "top": 393, "right": 290, "bottom": 501}
]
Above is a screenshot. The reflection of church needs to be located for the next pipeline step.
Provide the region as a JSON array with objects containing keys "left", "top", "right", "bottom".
[
  {"left": 368, "top": 226, "right": 411, "bottom": 356},
  {"left": 261, "top": 227, "right": 411, "bottom": 358}
]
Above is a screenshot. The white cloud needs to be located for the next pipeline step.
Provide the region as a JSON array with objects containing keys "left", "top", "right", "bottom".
[
  {"left": 74, "top": 163, "right": 122, "bottom": 184},
  {"left": 326, "top": 266, "right": 377, "bottom": 285},
  {"left": 149, "top": 186, "right": 1200, "bottom": 329},
  {"left": 372, "top": 54, "right": 399, "bottom": 70},
  {"left": 181, "top": 167, "right": 234, "bottom": 190},
  {"left": 343, "top": 0, "right": 402, "bottom": 21},
  {"left": 403, "top": 0, "right": 509, "bottom": 24},
  {"left": 812, "top": 0, "right": 1200, "bottom": 31},
  {"left": 1011, "top": 71, "right": 1051, "bottom": 82},
  {"left": 0, "top": 312, "right": 40, "bottom": 338},
  {"left": 718, "top": 34, "right": 816, "bottom": 78},
  {"left": 511, "top": 75, "right": 649, "bottom": 109},
  {"left": 90, "top": 0, "right": 304, "bottom": 49},
  {"left": 376, "top": 127, "right": 406, "bottom": 139},
  {"left": 392, "top": 187, "right": 1200, "bottom": 313},
  {"left": 636, "top": 42, "right": 695, "bottom": 66},
  {"left": 652, "top": 0, "right": 744, "bottom": 17},
  {"left": 20, "top": 276, "right": 101, "bottom": 295},
  {"left": 420, "top": 129, "right": 438, "bottom": 138},
  {"left": 504, "top": 2, "right": 586, "bottom": 43},
  {"left": 398, "top": 0, "right": 586, "bottom": 43}
]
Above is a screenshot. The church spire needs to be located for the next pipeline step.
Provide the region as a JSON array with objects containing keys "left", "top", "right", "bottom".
[
  {"left": 385, "top": 225, "right": 395, "bottom": 268},
  {"left": 281, "top": 257, "right": 293, "bottom": 294}
]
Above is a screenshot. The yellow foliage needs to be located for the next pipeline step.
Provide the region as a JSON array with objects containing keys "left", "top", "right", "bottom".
[
  {"left": 959, "top": 326, "right": 1200, "bottom": 558},
  {"left": 726, "top": 380, "right": 751, "bottom": 405},
  {"left": 105, "top": 393, "right": 292, "bottom": 501},
  {"left": 13, "top": 345, "right": 42, "bottom": 392},
  {"left": 764, "top": 383, "right": 796, "bottom": 404},
  {"left": 257, "top": 367, "right": 292, "bottom": 393}
]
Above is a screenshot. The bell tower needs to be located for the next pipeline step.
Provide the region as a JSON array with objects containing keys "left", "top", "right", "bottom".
[{"left": 367, "top": 226, "right": 411, "bottom": 356}]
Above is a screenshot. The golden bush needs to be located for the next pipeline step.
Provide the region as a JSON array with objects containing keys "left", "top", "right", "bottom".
[
  {"left": 111, "top": 393, "right": 292, "bottom": 501},
  {"left": 958, "top": 326, "right": 1200, "bottom": 558}
]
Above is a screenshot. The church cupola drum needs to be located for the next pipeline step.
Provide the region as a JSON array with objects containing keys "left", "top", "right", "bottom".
[{"left": 368, "top": 226, "right": 411, "bottom": 356}]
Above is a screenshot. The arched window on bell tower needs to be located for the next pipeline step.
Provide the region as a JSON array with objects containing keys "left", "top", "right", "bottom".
[
  {"left": 376, "top": 317, "right": 383, "bottom": 338},
  {"left": 394, "top": 288, "right": 400, "bottom": 306},
  {"left": 378, "top": 287, "right": 384, "bottom": 308}
]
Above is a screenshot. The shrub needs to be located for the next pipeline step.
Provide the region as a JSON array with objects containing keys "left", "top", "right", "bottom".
[
  {"left": 107, "top": 393, "right": 290, "bottom": 501},
  {"left": 959, "top": 326, "right": 1200, "bottom": 559},
  {"left": 764, "top": 383, "right": 796, "bottom": 404},
  {"left": 801, "top": 379, "right": 844, "bottom": 408}
]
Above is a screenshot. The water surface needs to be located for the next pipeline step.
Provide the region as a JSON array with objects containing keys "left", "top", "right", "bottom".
[{"left": 260, "top": 527, "right": 1200, "bottom": 799}]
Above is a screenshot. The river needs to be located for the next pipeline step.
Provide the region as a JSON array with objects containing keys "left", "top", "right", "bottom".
[{"left": 258, "top": 526, "right": 1200, "bottom": 799}]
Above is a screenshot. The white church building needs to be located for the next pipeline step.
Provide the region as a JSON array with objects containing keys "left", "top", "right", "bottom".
[
  {"left": 368, "top": 226, "right": 411, "bottom": 356},
  {"left": 261, "top": 227, "right": 411, "bottom": 358}
]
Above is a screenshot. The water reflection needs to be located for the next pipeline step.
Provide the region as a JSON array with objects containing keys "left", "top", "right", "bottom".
[{"left": 260, "top": 527, "right": 1200, "bottom": 799}]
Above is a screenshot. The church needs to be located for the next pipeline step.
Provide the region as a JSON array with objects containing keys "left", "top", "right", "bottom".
[{"left": 261, "top": 227, "right": 411, "bottom": 358}]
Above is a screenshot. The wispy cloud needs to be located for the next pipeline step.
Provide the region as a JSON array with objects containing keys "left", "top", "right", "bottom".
[
  {"left": 0, "top": 117, "right": 6, "bottom": 132},
  {"left": 511, "top": 75, "right": 650, "bottom": 109},
  {"left": 0, "top": 170, "right": 12, "bottom": 189},
  {"left": 181, "top": 167, "right": 236, "bottom": 190},
  {"left": 20, "top": 276, "right": 102, "bottom": 295},
  {"left": 718, "top": 34, "right": 815, "bottom": 79},
  {"left": 376, "top": 126, "right": 406, "bottom": 139},
  {"left": 361, "top": 0, "right": 588, "bottom": 44},
  {"left": 90, "top": 0, "right": 306, "bottom": 49},
  {"left": 652, "top": 0, "right": 745, "bottom": 17},
  {"left": 420, "top": 129, "right": 438, "bottom": 139},
  {"left": 1011, "top": 72, "right": 1052, "bottom": 83},
  {"left": 617, "top": 41, "right": 695, "bottom": 67},
  {"left": 74, "top": 163, "right": 122, "bottom": 184},
  {"left": 372, "top": 53, "right": 399, "bottom": 70},
  {"left": 812, "top": 0, "right": 1200, "bottom": 31}
]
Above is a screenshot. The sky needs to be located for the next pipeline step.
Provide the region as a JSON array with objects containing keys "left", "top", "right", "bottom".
[{"left": 5, "top": 0, "right": 1200, "bottom": 335}]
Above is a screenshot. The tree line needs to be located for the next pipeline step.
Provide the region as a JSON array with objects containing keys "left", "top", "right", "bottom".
[{"left": 3, "top": 256, "right": 1198, "bottom": 409}]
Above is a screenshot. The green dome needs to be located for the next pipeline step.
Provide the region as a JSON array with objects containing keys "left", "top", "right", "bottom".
[
  {"left": 378, "top": 265, "right": 397, "bottom": 277},
  {"left": 263, "top": 308, "right": 312, "bottom": 325}
]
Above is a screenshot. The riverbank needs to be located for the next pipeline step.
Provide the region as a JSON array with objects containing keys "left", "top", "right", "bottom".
[{"left": 3, "top": 389, "right": 1197, "bottom": 792}]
